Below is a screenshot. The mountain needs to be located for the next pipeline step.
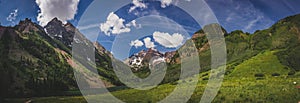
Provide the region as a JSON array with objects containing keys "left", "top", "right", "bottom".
[
  {"left": 0, "top": 18, "right": 118, "bottom": 98},
  {"left": 44, "top": 17, "right": 77, "bottom": 48},
  {"left": 0, "top": 22, "right": 76, "bottom": 98},
  {"left": 43, "top": 18, "right": 121, "bottom": 86},
  {"left": 170, "top": 14, "right": 300, "bottom": 70},
  {"left": 124, "top": 48, "right": 176, "bottom": 71}
]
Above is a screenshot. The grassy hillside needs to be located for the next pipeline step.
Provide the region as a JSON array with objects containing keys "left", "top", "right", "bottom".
[
  {"left": 9, "top": 51, "right": 299, "bottom": 103},
  {"left": 228, "top": 51, "right": 288, "bottom": 77}
]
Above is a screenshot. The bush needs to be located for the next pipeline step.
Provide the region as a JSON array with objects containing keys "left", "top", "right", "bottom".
[
  {"left": 256, "top": 77, "right": 265, "bottom": 80},
  {"left": 202, "top": 73, "right": 209, "bottom": 77},
  {"left": 254, "top": 73, "right": 265, "bottom": 77},
  {"left": 225, "top": 71, "right": 231, "bottom": 75},
  {"left": 288, "top": 71, "right": 296, "bottom": 75},
  {"left": 202, "top": 77, "right": 209, "bottom": 80},
  {"left": 271, "top": 73, "right": 280, "bottom": 77},
  {"left": 170, "top": 82, "right": 178, "bottom": 85}
]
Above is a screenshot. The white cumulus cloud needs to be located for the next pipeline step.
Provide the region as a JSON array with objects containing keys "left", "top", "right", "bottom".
[
  {"left": 100, "top": 12, "right": 131, "bottom": 36},
  {"left": 153, "top": 31, "right": 184, "bottom": 48},
  {"left": 35, "top": 0, "right": 80, "bottom": 26},
  {"left": 129, "top": 0, "right": 147, "bottom": 13},
  {"left": 6, "top": 9, "right": 18, "bottom": 22},
  {"left": 160, "top": 0, "right": 173, "bottom": 8},
  {"left": 160, "top": 0, "right": 191, "bottom": 8},
  {"left": 143, "top": 37, "right": 156, "bottom": 48},
  {"left": 130, "top": 39, "right": 144, "bottom": 48},
  {"left": 126, "top": 20, "right": 141, "bottom": 28}
]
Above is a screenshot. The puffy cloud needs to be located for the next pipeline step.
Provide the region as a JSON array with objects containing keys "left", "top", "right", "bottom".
[
  {"left": 35, "top": 0, "right": 80, "bottom": 26},
  {"left": 130, "top": 20, "right": 137, "bottom": 27},
  {"left": 160, "top": 0, "right": 173, "bottom": 8},
  {"left": 143, "top": 37, "right": 156, "bottom": 48},
  {"left": 153, "top": 31, "right": 184, "bottom": 48},
  {"left": 129, "top": 0, "right": 147, "bottom": 13},
  {"left": 126, "top": 20, "right": 141, "bottom": 28},
  {"left": 100, "top": 12, "right": 131, "bottom": 36},
  {"left": 6, "top": 9, "right": 18, "bottom": 22},
  {"left": 130, "top": 39, "right": 144, "bottom": 48},
  {"left": 160, "top": 0, "right": 191, "bottom": 8}
]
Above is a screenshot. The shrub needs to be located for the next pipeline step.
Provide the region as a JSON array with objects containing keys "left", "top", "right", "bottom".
[
  {"left": 202, "top": 73, "right": 209, "bottom": 77},
  {"left": 225, "top": 71, "right": 231, "bottom": 75},
  {"left": 256, "top": 77, "right": 265, "bottom": 80},
  {"left": 271, "top": 73, "right": 280, "bottom": 77},
  {"left": 202, "top": 78, "right": 209, "bottom": 80},
  {"left": 254, "top": 73, "right": 265, "bottom": 77},
  {"left": 170, "top": 82, "right": 178, "bottom": 85},
  {"left": 288, "top": 71, "right": 295, "bottom": 75},
  {"left": 220, "top": 96, "right": 225, "bottom": 101}
]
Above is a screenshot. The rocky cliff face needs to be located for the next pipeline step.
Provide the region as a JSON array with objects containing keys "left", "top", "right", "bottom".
[
  {"left": 44, "top": 18, "right": 76, "bottom": 47},
  {"left": 15, "top": 18, "right": 43, "bottom": 34}
]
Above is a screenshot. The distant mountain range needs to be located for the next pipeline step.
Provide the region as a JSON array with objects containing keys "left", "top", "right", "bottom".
[
  {"left": 0, "top": 13, "right": 300, "bottom": 101},
  {"left": 124, "top": 48, "right": 176, "bottom": 70}
]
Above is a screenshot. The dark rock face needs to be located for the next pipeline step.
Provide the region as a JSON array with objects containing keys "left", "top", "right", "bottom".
[{"left": 44, "top": 18, "right": 75, "bottom": 47}]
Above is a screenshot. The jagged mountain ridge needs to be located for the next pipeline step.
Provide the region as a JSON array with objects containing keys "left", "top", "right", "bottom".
[
  {"left": 124, "top": 48, "right": 176, "bottom": 70},
  {"left": 44, "top": 17, "right": 76, "bottom": 47}
]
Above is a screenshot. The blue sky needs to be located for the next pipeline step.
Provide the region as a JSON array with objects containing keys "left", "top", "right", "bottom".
[
  {"left": 1, "top": 0, "right": 300, "bottom": 59},
  {"left": 206, "top": 0, "right": 300, "bottom": 33},
  {"left": 1, "top": 0, "right": 299, "bottom": 32}
]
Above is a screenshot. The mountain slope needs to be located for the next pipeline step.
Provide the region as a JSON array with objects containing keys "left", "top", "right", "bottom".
[
  {"left": 174, "top": 14, "right": 300, "bottom": 71},
  {"left": 0, "top": 18, "right": 120, "bottom": 98},
  {"left": 161, "top": 14, "right": 300, "bottom": 85},
  {"left": 0, "top": 26, "right": 76, "bottom": 97},
  {"left": 43, "top": 18, "right": 122, "bottom": 86}
]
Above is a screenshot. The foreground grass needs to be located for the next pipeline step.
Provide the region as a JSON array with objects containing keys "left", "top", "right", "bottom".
[{"left": 6, "top": 51, "right": 300, "bottom": 103}]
